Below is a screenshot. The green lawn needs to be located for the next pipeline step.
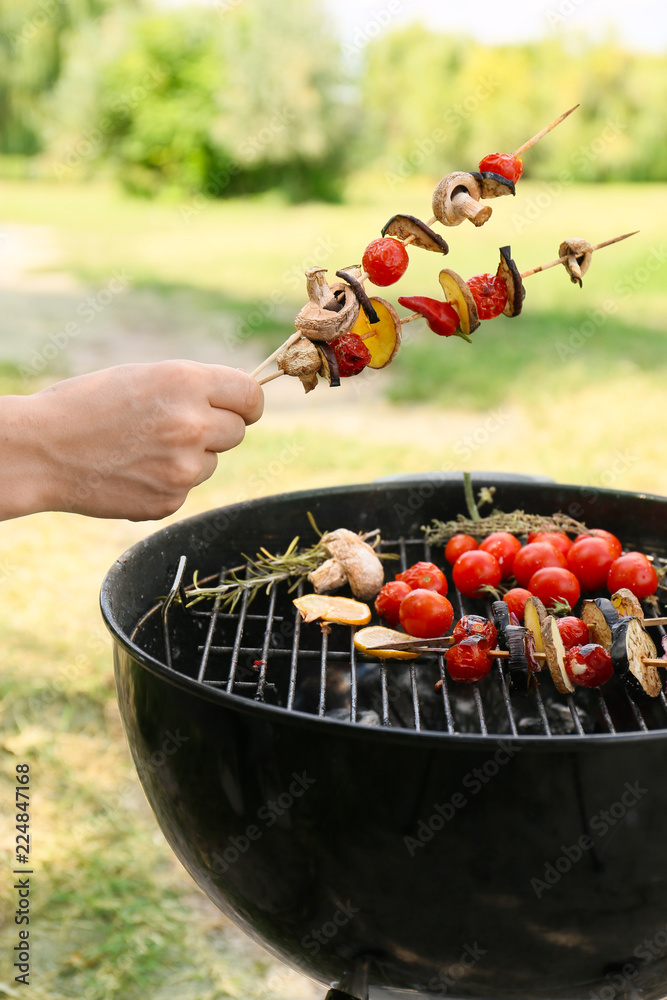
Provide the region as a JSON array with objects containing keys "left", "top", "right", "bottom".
[{"left": 1, "top": 175, "right": 667, "bottom": 998}]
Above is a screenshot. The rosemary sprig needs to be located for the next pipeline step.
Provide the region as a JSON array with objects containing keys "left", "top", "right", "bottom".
[{"left": 183, "top": 534, "right": 328, "bottom": 612}]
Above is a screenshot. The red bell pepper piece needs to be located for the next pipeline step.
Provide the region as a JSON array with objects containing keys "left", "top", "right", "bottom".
[{"left": 398, "top": 295, "right": 460, "bottom": 337}]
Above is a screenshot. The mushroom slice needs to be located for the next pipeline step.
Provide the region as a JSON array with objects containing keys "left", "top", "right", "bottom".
[
  {"left": 611, "top": 616, "right": 661, "bottom": 698},
  {"left": 472, "top": 171, "right": 516, "bottom": 200},
  {"left": 350, "top": 296, "right": 401, "bottom": 369},
  {"left": 496, "top": 246, "right": 525, "bottom": 317},
  {"left": 558, "top": 237, "right": 593, "bottom": 287},
  {"left": 611, "top": 588, "right": 644, "bottom": 620},
  {"left": 541, "top": 615, "right": 574, "bottom": 694},
  {"left": 524, "top": 596, "right": 547, "bottom": 654},
  {"left": 438, "top": 269, "right": 480, "bottom": 337},
  {"left": 381, "top": 214, "right": 449, "bottom": 254},
  {"left": 432, "top": 171, "right": 492, "bottom": 228},
  {"left": 277, "top": 338, "right": 321, "bottom": 378},
  {"left": 581, "top": 598, "right": 618, "bottom": 651},
  {"left": 293, "top": 594, "right": 371, "bottom": 627},
  {"left": 354, "top": 626, "right": 419, "bottom": 660},
  {"left": 295, "top": 268, "right": 360, "bottom": 341},
  {"left": 320, "top": 528, "right": 385, "bottom": 601}
]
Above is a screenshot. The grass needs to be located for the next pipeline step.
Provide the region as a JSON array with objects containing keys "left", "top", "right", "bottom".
[{"left": 2, "top": 174, "right": 667, "bottom": 997}]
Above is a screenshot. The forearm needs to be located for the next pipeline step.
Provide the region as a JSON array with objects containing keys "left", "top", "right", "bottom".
[{"left": 0, "top": 394, "right": 52, "bottom": 521}]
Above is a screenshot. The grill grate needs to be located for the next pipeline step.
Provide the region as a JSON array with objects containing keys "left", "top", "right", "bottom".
[{"left": 131, "top": 535, "right": 667, "bottom": 739}]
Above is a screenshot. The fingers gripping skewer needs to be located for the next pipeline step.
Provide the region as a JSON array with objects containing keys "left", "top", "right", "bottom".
[{"left": 520, "top": 232, "right": 639, "bottom": 280}]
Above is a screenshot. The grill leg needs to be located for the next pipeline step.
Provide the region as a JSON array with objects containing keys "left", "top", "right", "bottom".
[{"left": 329, "top": 959, "right": 369, "bottom": 1000}]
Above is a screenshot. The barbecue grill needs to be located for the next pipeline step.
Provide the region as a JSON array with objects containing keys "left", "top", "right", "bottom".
[{"left": 101, "top": 474, "right": 667, "bottom": 1000}]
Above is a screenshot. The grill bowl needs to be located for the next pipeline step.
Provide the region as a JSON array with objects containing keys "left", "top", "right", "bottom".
[{"left": 101, "top": 475, "right": 667, "bottom": 999}]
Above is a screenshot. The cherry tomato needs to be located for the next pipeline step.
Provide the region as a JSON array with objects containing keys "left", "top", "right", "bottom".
[
  {"left": 452, "top": 614, "right": 497, "bottom": 647},
  {"left": 503, "top": 587, "right": 533, "bottom": 621},
  {"left": 445, "top": 635, "right": 494, "bottom": 683},
  {"left": 478, "top": 152, "right": 523, "bottom": 184},
  {"left": 362, "top": 237, "right": 409, "bottom": 286},
  {"left": 565, "top": 643, "right": 613, "bottom": 688},
  {"left": 452, "top": 550, "right": 501, "bottom": 598},
  {"left": 557, "top": 616, "right": 590, "bottom": 649},
  {"left": 445, "top": 533, "right": 478, "bottom": 564},
  {"left": 527, "top": 530, "right": 573, "bottom": 558},
  {"left": 466, "top": 273, "right": 508, "bottom": 320},
  {"left": 607, "top": 552, "right": 659, "bottom": 600},
  {"left": 399, "top": 589, "right": 454, "bottom": 639},
  {"left": 331, "top": 333, "right": 371, "bottom": 377},
  {"left": 512, "top": 542, "right": 566, "bottom": 588},
  {"left": 567, "top": 536, "right": 615, "bottom": 591},
  {"left": 374, "top": 581, "right": 411, "bottom": 627},
  {"left": 479, "top": 531, "right": 522, "bottom": 579},
  {"left": 396, "top": 561, "right": 448, "bottom": 596},
  {"left": 528, "top": 567, "right": 581, "bottom": 612},
  {"left": 576, "top": 529, "right": 622, "bottom": 560}
]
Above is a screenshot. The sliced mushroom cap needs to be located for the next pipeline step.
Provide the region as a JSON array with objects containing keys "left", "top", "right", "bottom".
[
  {"left": 611, "top": 616, "right": 661, "bottom": 698},
  {"left": 295, "top": 268, "right": 360, "bottom": 341},
  {"left": 320, "top": 528, "right": 385, "bottom": 601},
  {"left": 381, "top": 214, "right": 449, "bottom": 253},
  {"left": 308, "top": 557, "right": 349, "bottom": 594},
  {"left": 559, "top": 237, "right": 593, "bottom": 287},
  {"left": 432, "top": 172, "right": 492, "bottom": 228},
  {"left": 471, "top": 171, "right": 516, "bottom": 200},
  {"left": 541, "top": 615, "right": 574, "bottom": 693},
  {"left": 277, "top": 338, "right": 322, "bottom": 378},
  {"left": 497, "top": 246, "right": 525, "bottom": 317}
]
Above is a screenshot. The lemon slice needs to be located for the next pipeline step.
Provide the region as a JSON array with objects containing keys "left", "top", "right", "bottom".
[
  {"left": 354, "top": 626, "right": 420, "bottom": 660},
  {"left": 293, "top": 594, "right": 371, "bottom": 626}
]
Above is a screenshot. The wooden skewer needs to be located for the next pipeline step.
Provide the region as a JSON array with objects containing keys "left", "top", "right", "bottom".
[
  {"left": 403, "top": 216, "right": 438, "bottom": 248},
  {"left": 645, "top": 617, "right": 667, "bottom": 627},
  {"left": 400, "top": 312, "right": 422, "bottom": 325},
  {"left": 512, "top": 104, "right": 580, "bottom": 158},
  {"left": 520, "top": 231, "right": 639, "bottom": 279},
  {"left": 257, "top": 370, "right": 284, "bottom": 386},
  {"left": 250, "top": 331, "right": 302, "bottom": 380}
]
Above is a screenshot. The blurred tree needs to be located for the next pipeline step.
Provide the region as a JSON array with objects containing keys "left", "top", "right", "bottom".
[
  {"left": 360, "top": 27, "right": 667, "bottom": 183},
  {"left": 0, "top": 0, "right": 134, "bottom": 154},
  {"left": 46, "top": 0, "right": 355, "bottom": 200}
]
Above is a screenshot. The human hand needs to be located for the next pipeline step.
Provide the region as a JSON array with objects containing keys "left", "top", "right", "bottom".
[{"left": 0, "top": 361, "right": 263, "bottom": 521}]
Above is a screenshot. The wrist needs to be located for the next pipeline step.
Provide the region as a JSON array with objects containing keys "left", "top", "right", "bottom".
[{"left": 0, "top": 393, "right": 55, "bottom": 520}]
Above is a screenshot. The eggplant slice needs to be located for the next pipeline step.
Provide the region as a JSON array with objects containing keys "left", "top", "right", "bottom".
[
  {"left": 497, "top": 246, "right": 525, "bottom": 317},
  {"left": 381, "top": 214, "right": 449, "bottom": 254},
  {"left": 611, "top": 616, "right": 661, "bottom": 698},
  {"left": 581, "top": 598, "right": 618, "bottom": 652},
  {"left": 541, "top": 615, "right": 574, "bottom": 694},
  {"left": 471, "top": 170, "right": 516, "bottom": 200},
  {"left": 336, "top": 269, "right": 380, "bottom": 324}
]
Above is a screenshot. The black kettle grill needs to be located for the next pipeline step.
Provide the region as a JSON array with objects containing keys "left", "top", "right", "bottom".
[{"left": 100, "top": 475, "right": 667, "bottom": 1000}]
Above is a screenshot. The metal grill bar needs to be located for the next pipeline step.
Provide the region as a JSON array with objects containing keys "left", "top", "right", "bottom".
[{"left": 148, "top": 535, "right": 667, "bottom": 739}]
